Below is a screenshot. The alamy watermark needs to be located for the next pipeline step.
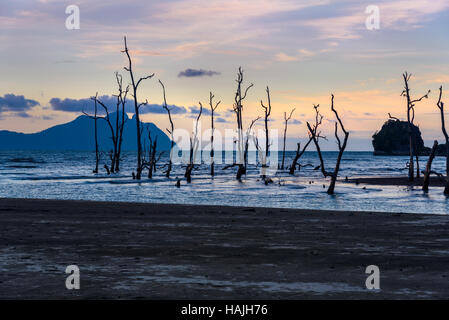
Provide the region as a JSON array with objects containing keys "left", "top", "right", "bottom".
[
  {"left": 65, "top": 265, "right": 80, "bottom": 290},
  {"left": 365, "top": 5, "right": 380, "bottom": 30},
  {"left": 365, "top": 265, "right": 380, "bottom": 290},
  {"left": 65, "top": 5, "right": 80, "bottom": 30}
]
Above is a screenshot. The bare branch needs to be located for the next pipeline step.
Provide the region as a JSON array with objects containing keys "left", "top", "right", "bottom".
[{"left": 388, "top": 113, "right": 400, "bottom": 121}]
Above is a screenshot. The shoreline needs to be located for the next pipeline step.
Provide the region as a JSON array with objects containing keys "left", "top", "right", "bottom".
[
  {"left": 1, "top": 198, "right": 449, "bottom": 299},
  {"left": 0, "top": 197, "right": 430, "bottom": 216},
  {"left": 346, "top": 176, "right": 448, "bottom": 187}
]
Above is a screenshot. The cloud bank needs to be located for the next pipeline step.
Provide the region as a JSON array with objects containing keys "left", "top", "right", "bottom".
[
  {"left": 178, "top": 68, "right": 220, "bottom": 78},
  {"left": 0, "top": 93, "right": 39, "bottom": 112},
  {"left": 49, "top": 96, "right": 188, "bottom": 115}
]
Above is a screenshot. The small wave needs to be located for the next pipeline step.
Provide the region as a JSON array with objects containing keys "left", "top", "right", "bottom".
[
  {"left": 19, "top": 175, "right": 115, "bottom": 181},
  {"left": 360, "top": 187, "right": 383, "bottom": 192},
  {"left": 284, "top": 184, "right": 307, "bottom": 190},
  {"left": 6, "top": 165, "right": 38, "bottom": 169},
  {"left": 107, "top": 179, "right": 166, "bottom": 185},
  {"left": 8, "top": 157, "right": 45, "bottom": 164}
]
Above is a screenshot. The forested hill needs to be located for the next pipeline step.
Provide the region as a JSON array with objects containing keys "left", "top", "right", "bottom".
[{"left": 0, "top": 113, "right": 172, "bottom": 151}]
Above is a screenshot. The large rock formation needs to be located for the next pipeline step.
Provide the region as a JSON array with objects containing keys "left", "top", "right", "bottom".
[{"left": 372, "top": 119, "right": 428, "bottom": 156}]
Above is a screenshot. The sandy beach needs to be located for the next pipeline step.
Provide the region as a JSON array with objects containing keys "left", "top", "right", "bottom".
[{"left": 1, "top": 198, "right": 449, "bottom": 299}]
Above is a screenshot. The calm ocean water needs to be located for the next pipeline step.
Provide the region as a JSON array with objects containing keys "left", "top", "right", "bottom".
[{"left": 0, "top": 150, "right": 448, "bottom": 214}]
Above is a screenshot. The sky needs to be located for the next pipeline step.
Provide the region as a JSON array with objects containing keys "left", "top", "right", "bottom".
[{"left": 1, "top": 0, "right": 449, "bottom": 150}]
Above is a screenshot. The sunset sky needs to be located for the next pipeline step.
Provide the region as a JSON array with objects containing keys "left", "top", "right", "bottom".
[{"left": 1, "top": 0, "right": 449, "bottom": 150}]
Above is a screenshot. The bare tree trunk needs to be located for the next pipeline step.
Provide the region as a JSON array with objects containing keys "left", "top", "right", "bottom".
[
  {"left": 289, "top": 143, "right": 301, "bottom": 175},
  {"left": 281, "top": 108, "right": 295, "bottom": 170},
  {"left": 148, "top": 136, "right": 157, "bottom": 179},
  {"left": 436, "top": 86, "right": 449, "bottom": 195},
  {"left": 211, "top": 111, "right": 214, "bottom": 177},
  {"left": 289, "top": 138, "right": 312, "bottom": 175},
  {"left": 85, "top": 93, "right": 122, "bottom": 174},
  {"left": 306, "top": 95, "right": 349, "bottom": 195},
  {"left": 114, "top": 73, "right": 129, "bottom": 173},
  {"left": 403, "top": 73, "right": 414, "bottom": 182},
  {"left": 159, "top": 80, "right": 175, "bottom": 178},
  {"left": 122, "top": 36, "right": 154, "bottom": 180},
  {"left": 401, "top": 72, "right": 430, "bottom": 182},
  {"left": 233, "top": 67, "right": 254, "bottom": 180},
  {"left": 209, "top": 92, "right": 220, "bottom": 177},
  {"left": 262, "top": 87, "right": 271, "bottom": 159},
  {"left": 185, "top": 102, "right": 202, "bottom": 183},
  {"left": 88, "top": 97, "right": 118, "bottom": 173},
  {"left": 93, "top": 94, "right": 99, "bottom": 174},
  {"left": 260, "top": 87, "right": 272, "bottom": 179},
  {"left": 423, "top": 140, "right": 438, "bottom": 192}
]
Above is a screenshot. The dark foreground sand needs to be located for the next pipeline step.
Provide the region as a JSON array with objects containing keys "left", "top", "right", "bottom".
[{"left": 1, "top": 198, "right": 449, "bottom": 299}]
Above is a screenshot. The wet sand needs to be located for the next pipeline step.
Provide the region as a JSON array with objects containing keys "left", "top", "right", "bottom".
[
  {"left": 347, "top": 176, "right": 447, "bottom": 187},
  {"left": 1, "top": 198, "right": 449, "bottom": 299}
]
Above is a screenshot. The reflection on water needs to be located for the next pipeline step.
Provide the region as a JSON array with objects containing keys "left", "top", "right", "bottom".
[{"left": 0, "top": 150, "right": 448, "bottom": 215}]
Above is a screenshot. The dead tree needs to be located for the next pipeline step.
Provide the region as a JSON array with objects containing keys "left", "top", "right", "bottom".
[
  {"left": 185, "top": 103, "right": 202, "bottom": 183},
  {"left": 423, "top": 140, "right": 438, "bottom": 192},
  {"left": 436, "top": 86, "right": 449, "bottom": 195},
  {"left": 122, "top": 36, "right": 154, "bottom": 180},
  {"left": 281, "top": 108, "right": 295, "bottom": 170},
  {"left": 223, "top": 117, "right": 260, "bottom": 171},
  {"left": 209, "top": 92, "right": 221, "bottom": 177},
  {"left": 307, "top": 95, "right": 349, "bottom": 195},
  {"left": 388, "top": 113, "right": 400, "bottom": 121},
  {"left": 289, "top": 138, "right": 313, "bottom": 175},
  {"left": 92, "top": 92, "right": 100, "bottom": 173},
  {"left": 159, "top": 80, "right": 175, "bottom": 178},
  {"left": 86, "top": 96, "right": 119, "bottom": 173},
  {"left": 233, "top": 67, "right": 254, "bottom": 180},
  {"left": 400, "top": 72, "right": 430, "bottom": 182},
  {"left": 260, "top": 87, "right": 272, "bottom": 178},
  {"left": 147, "top": 134, "right": 157, "bottom": 179},
  {"left": 114, "top": 73, "right": 129, "bottom": 172},
  {"left": 244, "top": 117, "right": 260, "bottom": 169},
  {"left": 143, "top": 131, "right": 164, "bottom": 179},
  {"left": 252, "top": 134, "right": 273, "bottom": 184}
]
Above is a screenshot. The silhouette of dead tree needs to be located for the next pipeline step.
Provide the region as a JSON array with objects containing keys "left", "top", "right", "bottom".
[
  {"left": 143, "top": 131, "right": 164, "bottom": 179},
  {"left": 113, "top": 73, "right": 129, "bottom": 172},
  {"left": 222, "top": 117, "right": 259, "bottom": 172},
  {"left": 159, "top": 80, "right": 175, "bottom": 178},
  {"left": 398, "top": 72, "right": 430, "bottom": 182},
  {"left": 436, "top": 86, "right": 449, "bottom": 195},
  {"left": 84, "top": 74, "right": 128, "bottom": 174},
  {"left": 90, "top": 92, "right": 100, "bottom": 173},
  {"left": 122, "top": 36, "right": 154, "bottom": 180},
  {"left": 289, "top": 138, "right": 313, "bottom": 175},
  {"left": 423, "top": 140, "right": 438, "bottom": 192},
  {"left": 307, "top": 95, "right": 349, "bottom": 195},
  {"left": 281, "top": 108, "right": 295, "bottom": 170},
  {"left": 260, "top": 87, "right": 272, "bottom": 179},
  {"left": 185, "top": 102, "right": 202, "bottom": 183},
  {"left": 85, "top": 96, "right": 119, "bottom": 173},
  {"left": 233, "top": 67, "right": 254, "bottom": 180},
  {"left": 388, "top": 113, "right": 400, "bottom": 121},
  {"left": 209, "top": 92, "right": 221, "bottom": 177}
]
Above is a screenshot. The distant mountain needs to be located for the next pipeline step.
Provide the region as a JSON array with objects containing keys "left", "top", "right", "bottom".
[{"left": 0, "top": 113, "right": 172, "bottom": 151}]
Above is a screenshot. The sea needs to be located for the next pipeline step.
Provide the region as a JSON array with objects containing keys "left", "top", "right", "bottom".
[{"left": 0, "top": 150, "right": 448, "bottom": 215}]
